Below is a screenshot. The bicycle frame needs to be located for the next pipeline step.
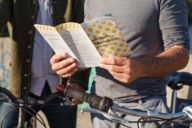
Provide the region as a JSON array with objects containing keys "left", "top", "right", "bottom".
[
  {"left": 81, "top": 105, "right": 192, "bottom": 127},
  {"left": 0, "top": 86, "right": 66, "bottom": 128}
]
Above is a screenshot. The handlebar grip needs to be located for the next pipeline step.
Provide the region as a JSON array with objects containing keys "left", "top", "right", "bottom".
[{"left": 64, "top": 86, "right": 113, "bottom": 112}]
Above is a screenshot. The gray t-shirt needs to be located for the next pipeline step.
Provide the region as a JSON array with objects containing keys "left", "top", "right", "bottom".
[{"left": 84, "top": 0, "right": 190, "bottom": 102}]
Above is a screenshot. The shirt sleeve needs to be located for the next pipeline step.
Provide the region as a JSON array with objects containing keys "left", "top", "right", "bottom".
[{"left": 159, "top": 0, "right": 190, "bottom": 50}]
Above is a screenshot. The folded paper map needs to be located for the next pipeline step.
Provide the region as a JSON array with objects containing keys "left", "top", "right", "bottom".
[
  {"left": 82, "top": 16, "right": 131, "bottom": 57},
  {"left": 34, "top": 16, "right": 131, "bottom": 68}
]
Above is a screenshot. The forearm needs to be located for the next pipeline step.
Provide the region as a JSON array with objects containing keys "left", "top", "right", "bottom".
[{"left": 142, "top": 45, "right": 189, "bottom": 77}]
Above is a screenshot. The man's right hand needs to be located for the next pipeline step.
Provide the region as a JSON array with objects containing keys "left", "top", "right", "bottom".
[{"left": 50, "top": 52, "right": 79, "bottom": 78}]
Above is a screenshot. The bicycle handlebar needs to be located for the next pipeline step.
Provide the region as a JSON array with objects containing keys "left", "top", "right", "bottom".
[
  {"left": 168, "top": 72, "right": 192, "bottom": 90},
  {"left": 63, "top": 86, "right": 113, "bottom": 112},
  {"left": 1, "top": 78, "right": 192, "bottom": 127},
  {"left": 111, "top": 104, "right": 191, "bottom": 119},
  {"left": 61, "top": 85, "right": 192, "bottom": 122},
  {"left": 0, "top": 86, "right": 63, "bottom": 105},
  {"left": 0, "top": 86, "right": 66, "bottom": 128}
]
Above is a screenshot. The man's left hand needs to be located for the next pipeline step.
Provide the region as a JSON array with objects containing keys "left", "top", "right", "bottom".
[{"left": 99, "top": 56, "right": 145, "bottom": 83}]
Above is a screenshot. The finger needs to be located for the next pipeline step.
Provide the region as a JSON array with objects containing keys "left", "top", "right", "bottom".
[
  {"left": 61, "top": 68, "right": 78, "bottom": 78},
  {"left": 52, "top": 58, "right": 77, "bottom": 71},
  {"left": 50, "top": 53, "right": 68, "bottom": 65},
  {"left": 100, "top": 56, "right": 128, "bottom": 66},
  {"left": 108, "top": 71, "right": 129, "bottom": 79},
  {"left": 100, "top": 63, "right": 127, "bottom": 73},
  {"left": 57, "top": 63, "right": 78, "bottom": 77},
  {"left": 109, "top": 71, "right": 136, "bottom": 83}
]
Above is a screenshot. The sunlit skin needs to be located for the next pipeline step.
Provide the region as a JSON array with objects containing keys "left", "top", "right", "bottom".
[
  {"left": 50, "top": 45, "right": 189, "bottom": 84},
  {"left": 99, "top": 45, "right": 189, "bottom": 83},
  {"left": 50, "top": 53, "right": 143, "bottom": 83},
  {"left": 99, "top": 56, "right": 144, "bottom": 83},
  {"left": 50, "top": 53, "right": 83, "bottom": 104},
  {"left": 50, "top": 45, "right": 189, "bottom": 104},
  {"left": 50, "top": 52, "right": 79, "bottom": 78}
]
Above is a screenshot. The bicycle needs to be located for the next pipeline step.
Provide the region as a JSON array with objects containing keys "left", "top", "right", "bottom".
[
  {"left": 1, "top": 71, "right": 192, "bottom": 128},
  {"left": 167, "top": 71, "right": 192, "bottom": 113},
  {"left": 56, "top": 72, "right": 192, "bottom": 128},
  {"left": 167, "top": 71, "right": 192, "bottom": 128},
  {"left": 0, "top": 86, "right": 70, "bottom": 128}
]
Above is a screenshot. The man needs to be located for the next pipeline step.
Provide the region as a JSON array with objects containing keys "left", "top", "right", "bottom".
[
  {"left": 0, "top": 0, "right": 84, "bottom": 127},
  {"left": 51, "top": 0, "right": 190, "bottom": 128}
]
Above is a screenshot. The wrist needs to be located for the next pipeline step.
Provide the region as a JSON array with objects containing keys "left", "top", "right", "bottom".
[{"left": 137, "top": 55, "right": 155, "bottom": 77}]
